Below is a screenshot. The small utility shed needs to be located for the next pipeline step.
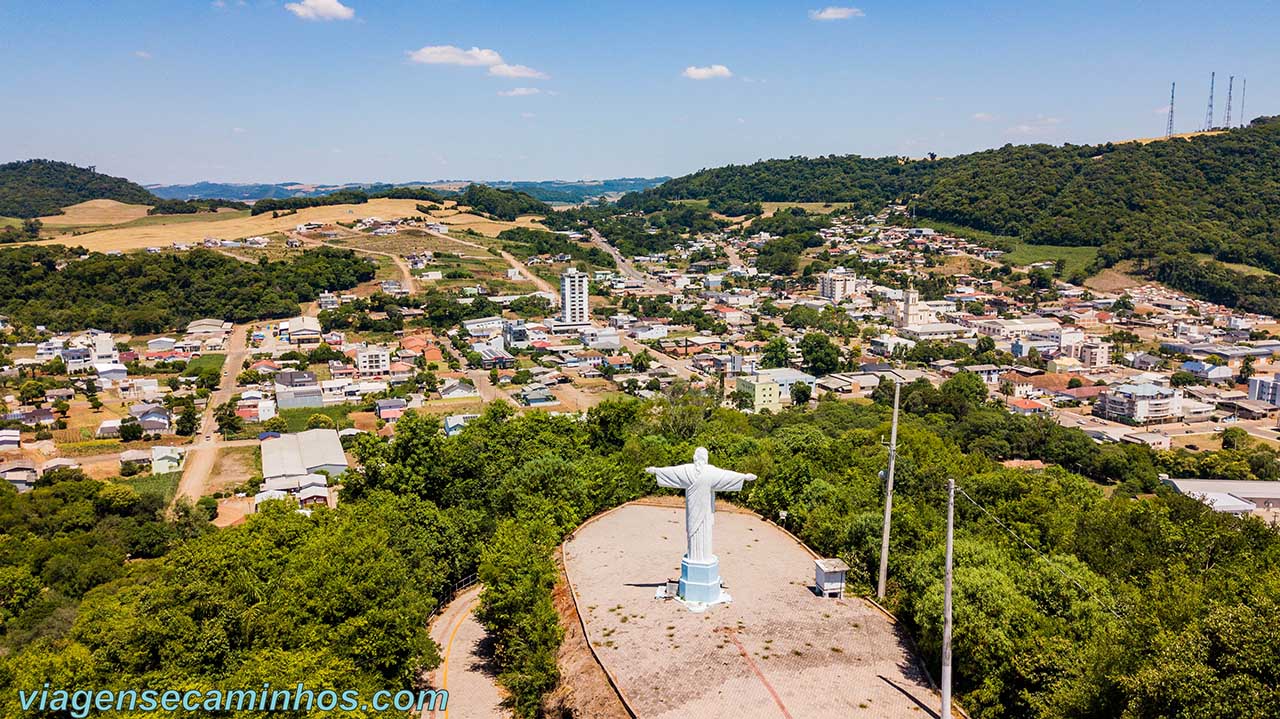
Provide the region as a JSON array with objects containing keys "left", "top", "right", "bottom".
[{"left": 815, "top": 558, "right": 850, "bottom": 598}]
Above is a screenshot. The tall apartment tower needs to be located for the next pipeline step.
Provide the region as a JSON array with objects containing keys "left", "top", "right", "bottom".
[{"left": 561, "top": 267, "right": 590, "bottom": 325}]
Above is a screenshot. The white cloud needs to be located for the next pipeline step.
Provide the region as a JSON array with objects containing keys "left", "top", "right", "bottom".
[
  {"left": 489, "top": 63, "right": 548, "bottom": 79},
  {"left": 407, "top": 45, "right": 503, "bottom": 66},
  {"left": 133, "top": 50, "right": 152, "bottom": 60},
  {"left": 1006, "top": 115, "right": 1063, "bottom": 136},
  {"left": 498, "top": 87, "right": 541, "bottom": 97},
  {"left": 408, "top": 44, "right": 547, "bottom": 79},
  {"left": 972, "top": 112, "right": 994, "bottom": 121},
  {"left": 682, "top": 64, "right": 732, "bottom": 80},
  {"left": 284, "top": 0, "right": 355, "bottom": 21},
  {"left": 809, "top": 6, "right": 864, "bottom": 21}
]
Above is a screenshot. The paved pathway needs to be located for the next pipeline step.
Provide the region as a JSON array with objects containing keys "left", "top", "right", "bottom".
[{"left": 424, "top": 584, "right": 507, "bottom": 719}]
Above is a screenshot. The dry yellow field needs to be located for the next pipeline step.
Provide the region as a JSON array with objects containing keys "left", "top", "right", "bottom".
[
  {"left": 40, "top": 199, "right": 152, "bottom": 226},
  {"left": 1121, "top": 129, "right": 1227, "bottom": 145},
  {"left": 34, "top": 199, "right": 446, "bottom": 251},
  {"left": 437, "top": 212, "right": 545, "bottom": 237}
]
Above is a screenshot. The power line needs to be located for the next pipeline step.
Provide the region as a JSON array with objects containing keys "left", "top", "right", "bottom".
[{"left": 954, "top": 485, "right": 1124, "bottom": 621}]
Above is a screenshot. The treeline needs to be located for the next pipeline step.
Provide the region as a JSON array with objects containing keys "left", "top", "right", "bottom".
[
  {"left": 498, "top": 227, "right": 615, "bottom": 268},
  {"left": 146, "top": 198, "right": 249, "bottom": 215},
  {"left": 0, "top": 480, "right": 476, "bottom": 717},
  {"left": 0, "top": 159, "right": 158, "bottom": 218},
  {"left": 249, "top": 189, "right": 372, "bottom": 216},
  {"left": 650, "top": 153, "right": 935, "bottom": 214},
  {"left": 246, "top": 183, "right": 547, "bottom": 220},
  {"left": 455, "top": 184, "right": 551, "bottom": 221},
  {"left": 0, "top": 245, "right": 376, "bottom": 333},
  {"left": 546, "top": 196, "right": 723, "bottom": 256},
  {"left": 371, "top": 186, "right": 446, "bottom": 202}
]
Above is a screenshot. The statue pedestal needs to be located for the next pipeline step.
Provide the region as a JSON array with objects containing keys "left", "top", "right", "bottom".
[{"left": 677, "top": 555, "right": 730, "bottom": 611}]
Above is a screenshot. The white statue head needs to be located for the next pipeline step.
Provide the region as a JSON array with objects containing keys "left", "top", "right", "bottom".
[{"left": 694, "top": 447, "right": 709, "bottom": 466}]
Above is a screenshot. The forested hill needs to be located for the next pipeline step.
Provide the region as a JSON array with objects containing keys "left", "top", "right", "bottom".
[
  {"left": 0, "top": 159, "right": 159, "bottom": 218},
  {"left": 653, "top": 117, "right": 1280, "bottom": 249},
  {"left": 648, "top": 117, "right": 1280, "bottom": 312}
]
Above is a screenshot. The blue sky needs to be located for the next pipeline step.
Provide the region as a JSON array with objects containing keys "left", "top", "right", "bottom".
[{"left": 1, "top": 0, "right": 1276, "bottom": 184}]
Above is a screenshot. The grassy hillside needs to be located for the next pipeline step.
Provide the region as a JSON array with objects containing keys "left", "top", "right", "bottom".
[{"left": 0, "top": 159, "right": 158, "bottom": 218}]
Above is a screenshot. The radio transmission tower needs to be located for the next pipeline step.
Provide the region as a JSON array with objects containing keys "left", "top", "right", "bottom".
[
  {"left": 1225, "top": 76, "right": 1234, "bottom": 128},
  {"left": 1166, "top": 83, "right": 1176, "bottom": 137},
  {"left": 1239, "top": 78, "right": 1247, "bottom": 127},
  {"left": 1203, "top": 72, "right": 1216, "bottom": 131}
]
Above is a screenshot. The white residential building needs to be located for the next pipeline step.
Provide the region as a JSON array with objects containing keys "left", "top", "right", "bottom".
[
  {"left": 1094, "top": 384, "right": 1183, "bottom": 425},
  {"left": 818, "top": 269, "right": 868, "bottom": 302},
  {"left": 356, "top": 346, "right": 391, "bottom": 376},
  {"left": 560, "top": 267, "right": 590, "bottom": 326},
  {"left": 1248, "top": 375, "right": 1280, "bottom": 407},
  {"left": 1078, "top": 340, "right": 1113, "bottom": 369}
]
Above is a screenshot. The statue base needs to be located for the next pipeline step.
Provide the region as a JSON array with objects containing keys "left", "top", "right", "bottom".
[{"left": 676, "top": 555, "right": 730, "bottom": 612}]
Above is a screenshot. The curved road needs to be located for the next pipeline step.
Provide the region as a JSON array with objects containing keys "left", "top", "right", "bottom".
[{"left": 425, "top": 584, "right": 507, "bottom": 719}]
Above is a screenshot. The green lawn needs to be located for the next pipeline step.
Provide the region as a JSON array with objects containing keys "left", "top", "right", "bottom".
[
  {"left": 277, "top": 405, "right": 355, "bottom": 432},
  {"left": 910, "top": 219, "right": 1098, "bottom": 277},
  {"left": 1193, "top": 253, "right": 1278, "bottom": 278},
  {"left": 184, "top": 353, "right": 227, "bottom": 374},
  {"left": 0, "top": 216, "right": 21, "bottom": 228},
  {"left": 1003, "top": 242, "right": 1098, "bottom": 277},
  {"left": 122, "top": 472, "right": 182, "bottom": 504}
]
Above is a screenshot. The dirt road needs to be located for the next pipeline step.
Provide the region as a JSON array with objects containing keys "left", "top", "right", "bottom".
[{"left": 422, "top": 228, "right": 558, "bottom": 302}]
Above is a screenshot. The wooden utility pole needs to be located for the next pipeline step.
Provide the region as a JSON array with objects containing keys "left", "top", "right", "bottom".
[
  {"left": 877, "top": 380, "right": 902, "bottom": 600},
  {"left": 941, "top": 477, "right": 955, "bottom": 718}
]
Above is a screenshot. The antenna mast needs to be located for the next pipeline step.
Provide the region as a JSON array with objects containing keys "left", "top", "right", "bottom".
[
  {"left": 1239, "top": 78, "right": 1247, "bottom": 127},
  {"left": 1166, "top": 82, "right": 1176, "bottom": 137},
  {"left": 1203, "top": 72, "right": 1216, "bottom": 131},
  {"left": 1225, "top": 76, "right": 1234, "bottom": 128}
]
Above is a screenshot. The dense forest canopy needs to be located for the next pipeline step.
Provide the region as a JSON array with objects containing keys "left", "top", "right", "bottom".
[
  {"left": 0, "top": 245, "right": 376, "bottom": 333},
  {"left": 0, "top": 160, "right": 158, "bottom": 218},
  {"left": 7, "top": 385, "right": 1275, "bottom": 719},
  {"left": 639, "top": 118, "right": 1280, "bottom": 311},
  {"left": 454, "top": 184, "right": 552, "bottom": 221}
]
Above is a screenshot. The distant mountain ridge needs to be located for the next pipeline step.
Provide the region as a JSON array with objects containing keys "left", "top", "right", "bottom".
[
  {"left": 0, "top": 160, "right": 158, "bottom": 218},
  {"left": 149, "top": 177, "right": 668, "bottom": 204}
]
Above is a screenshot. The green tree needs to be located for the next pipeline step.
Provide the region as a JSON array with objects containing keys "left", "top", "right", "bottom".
[
  {"left": 799, "top": 332, "right": 840, "bottom": 376},
  {"left": 790, "top": 382, "right": 812, "bottom": 405},
  {"left": 263, "top": 415, "right": 289, "bottom": 433},
  {"left": 761, "top": 337, "right": 790, "bottom": 369},
  {"left": 119, "top": 418, "right": 144, "bottom": 442},
  {"left": 306, "top": 413, "right": 337, "bottom": 430},
  {"left": 214, "top": 401, "right": 242, "bottom": 437},
  {"left": 175, "top": 405, "right": 199, "bottom": 436}
]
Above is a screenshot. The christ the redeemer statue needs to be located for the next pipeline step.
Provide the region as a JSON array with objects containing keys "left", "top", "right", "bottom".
[{"left": 647, "top": 447, "right": 756, "bottom": 609}]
